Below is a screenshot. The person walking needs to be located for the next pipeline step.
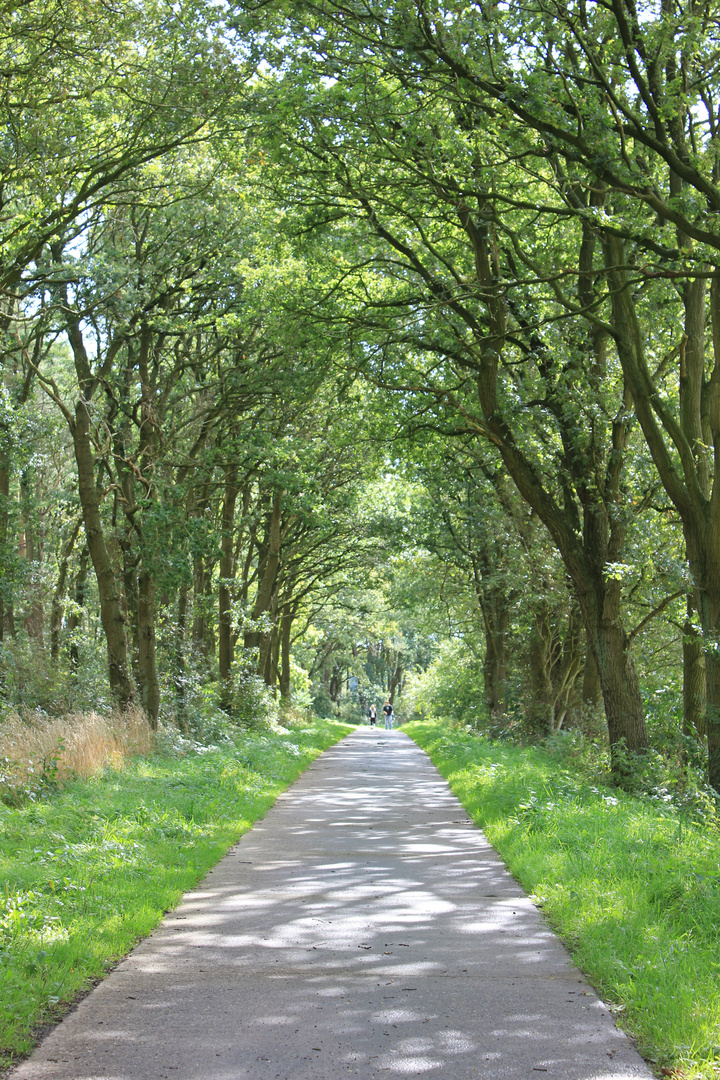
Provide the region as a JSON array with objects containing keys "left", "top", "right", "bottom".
[
  {"left": 368, "top": 704, "right": 377, "bottom": 727},
  {"left": 383, "top": 700, "right": 394, "bottom": 730}
]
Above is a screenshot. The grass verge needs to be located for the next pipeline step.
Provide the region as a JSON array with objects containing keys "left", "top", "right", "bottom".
[
  {"left": 404, "top": 720, "right": 720, "bottom": 1080},
  {"left": 0, "top": 718, "right": 352, "bottom": 1071}
]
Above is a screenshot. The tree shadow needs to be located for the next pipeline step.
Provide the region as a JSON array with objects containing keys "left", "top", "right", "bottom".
[{"left": 13, "top": 731, "right": 650, "bottom": 1080}]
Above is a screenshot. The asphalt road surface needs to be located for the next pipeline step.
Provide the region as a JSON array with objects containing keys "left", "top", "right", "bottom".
[{"left": 11, "top": 728, "right": 652, "bottom": 1080}]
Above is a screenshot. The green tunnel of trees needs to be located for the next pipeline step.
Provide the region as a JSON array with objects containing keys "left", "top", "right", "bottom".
[{"left": 2, "top": 0, "right": 720, "bottom": 786}]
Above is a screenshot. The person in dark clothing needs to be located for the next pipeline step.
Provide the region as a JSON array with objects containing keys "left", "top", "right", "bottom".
[{"left": 383, "top": 700, "right": 394, "bottom": 730}]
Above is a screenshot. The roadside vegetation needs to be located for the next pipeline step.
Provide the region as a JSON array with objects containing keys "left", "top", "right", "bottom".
[
  {"left": 3, "top": 3, "right": 720, "bottom": 1076},
  {"left": 406, "top": 720, "right": 720, "bottom": 1080},
  {"left": 0, "top": 715, "right": 352, "bottom": 1072}
]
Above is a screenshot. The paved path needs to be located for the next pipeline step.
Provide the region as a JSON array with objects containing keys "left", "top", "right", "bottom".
[{"left": 13, "top": 729, "right": 651, "bottom": 1080}]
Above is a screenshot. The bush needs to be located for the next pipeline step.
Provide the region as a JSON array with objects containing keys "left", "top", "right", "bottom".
[
  {"left": 0, "top": 635, "right": 110, "bottom": 716},
  {"left": 233, "top": 673, "right": 279, "bottom": 727},
  {"left": 336, "top": 697, "right": 364, "bottom": 725},
  {"left": 311, "top": 686, "right": 337, "bottom": 718},
  {"left": 402, "top": 639, "right": 487, "bottom": 727},
  {"left": 289, "top": 661, "right": 313, "bottom": 711}
]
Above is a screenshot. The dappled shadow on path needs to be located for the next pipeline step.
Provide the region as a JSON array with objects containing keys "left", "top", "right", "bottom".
[{"left": 13, "top": 732, "right": 650, "bottom": 1080}]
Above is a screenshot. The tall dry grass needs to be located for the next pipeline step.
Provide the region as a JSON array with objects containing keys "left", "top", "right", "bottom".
[{"left": 0, "top": 707, "right": 154, "bottom": 803}]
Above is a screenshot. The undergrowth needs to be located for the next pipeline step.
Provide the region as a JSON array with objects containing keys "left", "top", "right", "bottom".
[
  {"left": 405, "top": 720, "right": 720, "bottom": 1080},
  {"left": 0, "top": 717, "right": 352, "bottom": 1071},
  {"left": 0, "top": 708, "right": 154, "bottom": 805}
]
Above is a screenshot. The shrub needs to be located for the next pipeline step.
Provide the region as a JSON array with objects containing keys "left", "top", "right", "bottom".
[
  {"left": 0, "top": 636, "right": 110, "bottom": 716},
  {"left": 226, "top": 672, "right": 280, "bottom": 729},
  {"left": 402, "top": 639, "right": 487, "bottom": 726}
]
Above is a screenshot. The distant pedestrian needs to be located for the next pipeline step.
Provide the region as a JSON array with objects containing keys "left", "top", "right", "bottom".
[
  {"left": 368, "top": 704, "right": 377, "bottom": 727},
  {"left": 383, "top": 700, "right": 394, "bottom": 730}
]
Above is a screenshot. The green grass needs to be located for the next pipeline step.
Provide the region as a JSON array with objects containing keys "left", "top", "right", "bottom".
[
  {"left": 0, "top": 719, "right": 352, "bottom": 1070},
  {"left": 405, "top": 720, "right": 720, "bottom": 1080}
]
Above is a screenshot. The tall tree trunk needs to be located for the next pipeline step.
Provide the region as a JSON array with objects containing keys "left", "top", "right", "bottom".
[
  {"left": 279, "top": 606, "right": 295, "bottom": 702},
  {"left": 604, "top": 237, "right": 720, "bottom": 778},
  {"left": 122, "top": 541, "right": 140, "bottom": 687},
  {"left": 62, "top": 307, "right": 133, "bottom": 706},
  {"left": 204, "top": 568, "right": 216, "bottom": 660},
  {"left": 131, "top": 326, "right": 162, "bottom": 728},
  {"left": 583, "top": 579, "right": 647, "bottom": 754},
  {"left": 266, "top": 621, "right": 281, "bottom": 690},
  {"left": 527, "top": 605, "right": 554, "bottom": 734},
  {"left": 0, "top": 454, "right": 9, "bottom": 643},
  {"left": 67, "top": 545, "right": 89, "bottom": 669},
  {"left": 259, "top": 586, "right": 279, "bottom": 687},
  {"left": 471, "top": 558, "right": 509, "bottom": 718},
  {"left": 482, "top": 602, "right": 509, "bottom": 718},
  {"left": 137, "top": 569, "right": 159, "bottom": 728},
  {"left": 698, "top": 583, "right": 720, "bottom": 790},
  {"left": 192, "top": 554, "right": 207, "bottom": 652},
  {"left": 219, "top": 469, "right": 239, "bottom": 702},
  {"left": 552, "top": 609, "right": 584, "bottom": 731},
  {"left": 175, "top": 582, "right": 188, "bottom": 718},
  {"left": 177, "top": 583, "right": 188, "bottom": 655},
  {"left": 329, "top": 664, "right": 342, "bottom": 703},
  {"left": 465, "top": 216, "right": 649, "bottom": 761},
  {"left": 72, "top": 401, "right": 134, "bottom": 707},
  {"left": 21, "top": 470, "right": 44, "bottom": 644},
  {"left": 707, "top": 658, "right": 720, "bottom": 791},
  {"left": 192, "top": 556, "right": 216, "bottom": 660},
  {"left": 388, "top": 664, "right": 404, "bottom": 705},
  {"left": 244, "top": 493, "right": 282, "bottom": 663},
  {"left": 50, "top": 518, "right": 82, "bottom": 661},
  {"left": 582, "top": 649, "right": 602, "bottom": 710},
  {"left": 683, "top": 594, "right": 706, "bottom": 740}
]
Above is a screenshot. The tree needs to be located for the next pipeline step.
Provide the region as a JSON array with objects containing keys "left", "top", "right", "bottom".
[
  {"left": 362, "top": 0, "right": 720, "bottom": 785},
  {"left": 0, "top": 0, "right": 242, "bottom": 295},
  {"left": 254, "top": 12, "right": 687, "bottom": 765}
]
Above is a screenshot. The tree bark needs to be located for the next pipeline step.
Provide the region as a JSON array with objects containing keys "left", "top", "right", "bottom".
[
  {"left": 527, "top": 606, "right": 554, "bottom": 734},
  {"left": 278, "top": 603, "right": 297, "bottom": 702},
  {"left": 683, "top": 597, "right": 706, "bottom": 739},
  {"left": 329, "top": 664, "right": 343, "bottom": 703},
  {"left": 192, "top": 554, "right": 208, "bottom": 653},
  {"left": 72, "top": 401, "right": 134, "bottom": 707},
  {"left": 68, "top": 545, "right": 89, "bottom": 669},
  {"left": 474, "top": 415, "right": 648, "bottom": 757},
  {"left": 50, "top": 518, "right": 82, "bottom": 661},
  {"left": 469, "top": 552, "right": 509, "bottom": 717},
  {"left": 582, "top": 649, "right": 602, "bottom": 710},
  {"left": 244, "top": 493, "right": 282, "bottom": 667},
  {"left": 21, "top": 470, "right": 44, "bottom": 644},
  {"left": 219, "top": 468, "right": 239, "bottom": 698},
  {"left": 266, "top": 620, "right": 281, "bottom": 689},
  {"left": 61, "top": 301, "right": 134, "bottom": 705},
  {"left": 137, "top": 568, "right": 159, "bottom": 728},
  {"left": 259, "top": 584, "right": 279, "bottom": 687},
  {"left": 605, "top": 237, "right": 720, "bottom": 784},
  {"left": 582, "top": 578, "right": 647, "bottom": 754},
  {"left": 481, "top": 596, "right": 509, "bottom": 718},
  {"left": 121, "top": 541, "right": 140, "bottom": 686},
  {"left": 388, "top": 663, "right": 404, "bottom": 705},
  {"left": 707, "top": 656, "right": 720, "bottom": 791},
  {"left": 177, "top": 584, "right": 188, "bottom": 652},
  {"left": 192, "top": 555, "right": 216, "bottom": 659},
  {"left": 552, "top": 609, "right": 584, "bottom": 731},
  {"left": 0, "top": 455, "right": 9, "bottom": 642},
  {"left": 456, "top": 194, "right": 649, "bottom": 760}
]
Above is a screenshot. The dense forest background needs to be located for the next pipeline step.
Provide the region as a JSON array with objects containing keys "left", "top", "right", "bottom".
[{"left": 1, "top": 0, "right": 719, "bottom": 796}]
